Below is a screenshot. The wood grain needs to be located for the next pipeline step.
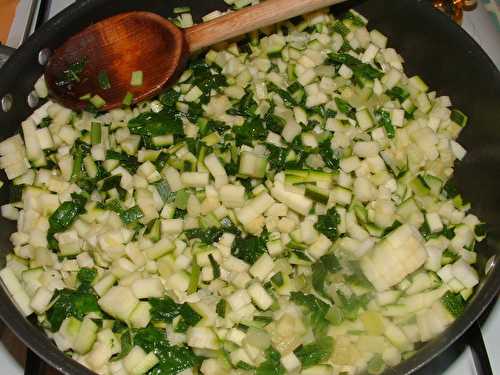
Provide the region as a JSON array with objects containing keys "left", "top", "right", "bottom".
[{"left": 184, "top": 0, "right": 345, "bottom": 52}]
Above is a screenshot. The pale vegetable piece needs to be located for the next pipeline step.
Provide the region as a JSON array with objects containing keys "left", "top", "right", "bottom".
[
  {"left": 0, "top": 267, "right": 33, "bottom": 316},
  {"left": 249, "top": 253, "right": 274, "bottom": 281},
  {"left": 248, "top": 282, "right": 273, "bottom": 310},
  {"left": 187, "top": 327, "right": 219, "bottom": 350},
  {"left": 98, "top": 286, "right": 139, "bottom": 321},
  {"left": 73, "top": 317, "right": 99, "bottom": 354},
  {"left": 361, "top": 225, "right": 428, "bottom": 291}
]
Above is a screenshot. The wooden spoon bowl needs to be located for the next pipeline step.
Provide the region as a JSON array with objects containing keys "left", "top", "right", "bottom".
[
  {"left": 45, "top": 0, "right": 345, "bottom": 111},
  {"left": 45, "top": 13, "right": 187, "bottom": 111}
]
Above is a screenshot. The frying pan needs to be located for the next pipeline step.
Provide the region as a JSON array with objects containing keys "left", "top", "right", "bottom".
[{"left": 0, "top": 0, "right": 499, "bottom": 374}]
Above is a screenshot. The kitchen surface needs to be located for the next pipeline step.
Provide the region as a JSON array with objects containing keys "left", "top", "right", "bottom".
[{"left": 0, "top": 0, "right": 499, "bottom": 374}]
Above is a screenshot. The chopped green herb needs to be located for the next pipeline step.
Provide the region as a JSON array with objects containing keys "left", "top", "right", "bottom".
[
  {"left": 231, "top": 234, "right": 267, "bottom": 265},
  {"left": 441, "top": 291, "right": 466, "bottom": 317},
  {"left": 97, "top": 70, "right": 111, "bottom": 90},
  {"left": 335, "top": 97, "right": 355, "bottom": 117},
  {"left": 133, "top": 326, "right": 202, "bottom": 375},
  {"left": 314, "top": 207, "right": 340, "bottom": 241},
  {"left": 128, "top": 111, "right": 183, "bottom": 137},
  {"left": 374, "top": 108, "right": 395, "bottom": 138},
  {"left": 256, "top": 347, "right": 285, "bottom": 375},
  {"left": 271, "top": 272, "right": 284, "bottom": 287},
  {"left": 290, "top": 292, "right": 330, "bottom": 335},
  {"left": 294, "top": 336, "right": 333, "bottom": 368},
  {"left": 208, "top": 254, "right": 220, "bottom": 279},
  {"left": 312, "top": 253, "right": 342, "bottom": 297},
  {"left": 386, "top": 86, "right": 410, "bottom": 102},
  {"left": 216, "top": 299, "right": 226, "bottom": 318},
  {"left": 56, "top": 58, "right": 87, "bottom": 87}
]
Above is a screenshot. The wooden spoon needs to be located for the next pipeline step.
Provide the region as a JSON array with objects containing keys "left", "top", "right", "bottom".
[{"left": 45, "top": 0, "right": 345, "bottom": 111}]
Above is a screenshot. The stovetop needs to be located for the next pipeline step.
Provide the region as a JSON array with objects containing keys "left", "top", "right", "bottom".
[{"left": 0, "top": 0, "right": 499, "bottom": 374}]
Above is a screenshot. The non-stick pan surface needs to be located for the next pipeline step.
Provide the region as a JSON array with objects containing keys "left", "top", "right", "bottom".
[{"left": 0, "top": 1, "right": 499, "bottom": 374}]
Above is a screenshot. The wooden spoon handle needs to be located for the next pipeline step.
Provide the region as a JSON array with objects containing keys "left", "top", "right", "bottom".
[{"left": 184, "top": 0, "right": 345, "bottom": 52}]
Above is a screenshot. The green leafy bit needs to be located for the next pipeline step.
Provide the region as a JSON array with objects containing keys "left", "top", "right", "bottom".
[
  {"left": 345, "top": 262, "right": 373, "bottom": 289},
  {"left": 256, "top": 347, "right": 285, "bottom": 375},
  {"left": 100, "top": 175, "right": 122, "bottom": 192},
  {"left": 312, "top": 253, "right": 341, "bottom": 298},
  {"left": 128, "top": 111, "right": 183, "bottom": 137},
  {"left": 39, "top": 117, "right": 52, "bottom": 128},
  {"left": 441, "top": 291, "right": 466, "bottom": 317},
  {"left": 290, "top": 292, "right": 330, "bottom": 335},
  {"left": 113, "top": 330, "right": 133, "bottom": 361},
  {"left": 106, "top": 150, "right": 140, "bottom": 174},
  {"left": 159, "top": 88, "right": 181, "bottom": 109},
  {"left": 154, "top": 152, "right": 170, "bottom": 172},
  {"left": 184, "top": 227, "right": 224, "bottom": 244},
  {"left": 56, "top": 58, "right": 87, "bottom": 87},
  {"left": 475, "top": 223, "right": 486, "bottom": 238},
  {"left": 450, "top": 109, "right": 468, "bottom": 127},
  {"left": 236, "top": 361, "right": 256, "bottom": 371},
  {"left": 188, "top": 58, "right": 227, "bottom": 99},
  {"left": 153, "top": 180, "right": 176, "bottom": 203},
  {"left": 419, "top": 221, "right": 431, "bottom": 241},
  {"left": 71, "top": 140, "right": 91, "bottom": 182},
  {"left": 332, "top": 21, "right": 350, "bottom": 37},
  {"left": 442, "top": 249, "right": 459, "bottom": 264},
  {"left": 267, "top": 82, "right": 296, "bottom": 107},
  {"left": 386, "top": 86, "right": 409, "bottom": 102},
  {"left": 99, "top": 199, "right": 143, "bottom": 225},
  {"left": 133, "top": 326, "right": 202, "bottom": 375},
  {"left": 47, "top": 270, "right": 100, "bottom": 332},
  {"left": 234, "top": 116, "right": 268, "bottom": 146},
  {"left": 314, "top": 207, "right": 340, "bottom": 241},
  {"left": 328, "top": 53, "right": 383, "bottom": 86},
  {"left": 337, "top": 291, "right": 370, "bottom": 321},
  {"left": 97, "top": 70, "right": 111, "bottom": 90},
  {"left": 149, "top": 297, "right": 201, "bottom": 332},
  {"left": 271, "top": 272, "right": 284, "bottom": 287},
  {"left": 175, "top": 304, "right": 202, "bottom": 333},
  {"left": 382, "top": 220, "right": 402, "bottom": 237},
  {"left": 374, "top": 108, "right": 395, "bottom": 138},
  {"left": 265, "top": 143, "right": 288, "bottom": 172},
  {"left": 341, "top": 10, "right": 366, "bottom": 26},
  {"left": 334, "top": 97, "right": 355, "bottom": 117},
  {"left": 294, "top": 336, "right": 334, "bottom": 368},
  {"left": 228, "top": 92, "right": 258, "bottom": 117},
  {"left": 47, "top": 193, "right": 87, "bottom": 246},
  {"left": 120, "top": 206, "right": 144, "bottom": 225},
  {"left": 77, "top": 268, "right": 97, "bottom": 289},
  {"left": 216, "top": 299, "right": 226, "bottom": 318},
  {"left": 265, "top": 107, "right": 286, "bottom": 134},
  {"left": 318, "top": 138, "right": 339, "bottom": 171},
  {"left": 231, "top": 234, "right": 267, "bottom": 265},
  {"left": 208, "top": 254, "right": 221, "bottom": 279}
]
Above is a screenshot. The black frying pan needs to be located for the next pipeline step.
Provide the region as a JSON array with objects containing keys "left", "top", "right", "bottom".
[{"left": 0, "top": 1, "right": 499, "bottom": 374}]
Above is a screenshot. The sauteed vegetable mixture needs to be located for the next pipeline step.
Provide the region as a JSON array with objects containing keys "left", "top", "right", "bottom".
[{"left": 0, "top": 5, "right": 486, "bottom": 375}]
